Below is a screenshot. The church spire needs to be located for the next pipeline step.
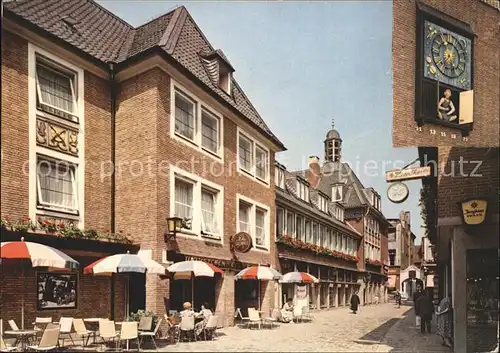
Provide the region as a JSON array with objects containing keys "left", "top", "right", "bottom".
[{"left": 324, "top": 119, "right": 342, "bottom": 163}]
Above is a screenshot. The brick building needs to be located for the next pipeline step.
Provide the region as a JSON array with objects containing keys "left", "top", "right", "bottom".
[
  {"left": 274, "top": 161, "right": 363, "bottom": 311},
  {"left": 419, "top": 146, "right": 499, "bottom": 353},
  {"left": 392, "top": 0, "right": 500, "bottom": 147},
  {"left": 1, "top": 0, "right": 285, "bottom": 328},
  {"left": 387, "top": 211, "right": 419, "bottom": 293},
  {"left": 291, "top": 124, "right": 390, "bottom": 305}
]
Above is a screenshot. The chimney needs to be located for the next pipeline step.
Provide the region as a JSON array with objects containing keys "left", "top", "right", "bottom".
[{"left": 308, "top": 156, "right": 321, "bottom": 188}]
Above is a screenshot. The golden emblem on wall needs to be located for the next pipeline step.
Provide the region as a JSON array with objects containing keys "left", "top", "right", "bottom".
[
  {"left": 460, "top": 199, "right": 488, "bottom": 226},
  {"left": 36, "top": 117, "right": 79, "bottom": 156}
]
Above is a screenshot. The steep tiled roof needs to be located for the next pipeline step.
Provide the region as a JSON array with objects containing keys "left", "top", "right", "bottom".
[
  {"left": 292, "top": 162, "right": 389, "bottom": 223},
  {"left": 4, "top": 0, "right": 284, "bottom": 149},
  {"left": 277, "top": 169, "right": 360, "bottom": 237},
  {"left": 480, "top": 0, "right": 500, "bottom": 11}
]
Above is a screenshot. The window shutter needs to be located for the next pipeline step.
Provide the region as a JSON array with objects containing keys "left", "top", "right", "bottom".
[
  {"left": 459, "top": 90, "right": 474, "bottom": 124},
  {"left": 421, "top": 80, "right": 438, "bottom": 120}
]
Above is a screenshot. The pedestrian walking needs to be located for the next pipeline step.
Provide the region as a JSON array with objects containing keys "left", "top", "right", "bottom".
[
  {"left": 394, "top": 290, "right": 401, "bottom": 308},
  {"left": 416, "top": 290, "right": 433, "bottom": 334},
  {"left": 436, "top": 292, "right": 453, "bottom": 348},
  {"left": 350, "top": 291, "right": 361, "bottom": 314},
  {"left": 413, "top": 287, "right": 423, "bottom": 327}
]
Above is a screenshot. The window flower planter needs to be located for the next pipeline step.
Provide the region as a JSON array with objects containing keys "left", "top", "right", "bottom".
[{"left": 276, "top": 235, "right": 358, "bottom": 263}]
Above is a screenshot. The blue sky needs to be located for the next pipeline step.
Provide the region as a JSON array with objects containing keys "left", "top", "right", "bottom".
[{"left": 99, "top": 1, "right": 425, "bottom": 243}]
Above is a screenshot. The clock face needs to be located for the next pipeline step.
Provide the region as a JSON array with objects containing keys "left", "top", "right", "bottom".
[
  {"left": 423, "top": 21, "right": 472, "bottom": 90},
  {"left": 387, "top": 182, "right": 409, "bottom": 204}
]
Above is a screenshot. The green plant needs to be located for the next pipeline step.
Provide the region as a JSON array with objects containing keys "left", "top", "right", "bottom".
[
  {"left": 128, "top": 309, "right": 159, "bottom": 327},
  {"left": 59, "top": 224, "right": 84, "bottom": 238}
]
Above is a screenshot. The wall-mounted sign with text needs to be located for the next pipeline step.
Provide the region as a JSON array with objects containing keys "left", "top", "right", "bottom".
[
  {"left": 385, "top": 166, "right": 431, "bottom": 182},
  {"left": 460, "top": 199, "right": 488, "bottom": 226}
]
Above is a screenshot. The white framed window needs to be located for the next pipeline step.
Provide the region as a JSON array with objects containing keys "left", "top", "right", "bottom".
[
  {"left": 286, "top": 210, "right": 295, "bottom": 237},
  {"left": 312, "top": 222, "right": 319, "bottom": 245},
  {"left": 236, "top": 194, "right": 270, "bottom": 250},
  {"left": 255, "top": 145, "right": 268, "bottom": 181},
  {"left": 29, "top": 44, "right": 85, "bottom": 227},
  {"left": 275, "top": 165, "right": 285, "bottom": 189},
  {"left": 170, "top": 166, "right": 224, "bottom": 241},
  {"left": 238, "top": 200, "right": 252, "bottom": 233},
  {"left": 35, "top": 57, "right": 79, "bottom": 123},
  {"left": 170, "top": 81, "right": 223, "bottom": 160},
  {"left": 318, "top": 195, "right": 329, "bottom": 213},
  {"left": 276, "top": 207, "right": 285, "bottom": 237},
  {"left": 201, "top": 186, "right": 220, "bottom": 235},
  {"left": 36, "top": 156, "right": 78, "bottom": 214},
  {"left": 238, "top": 133, "right": 253, "bottom": 172},
  {"left": 296, "top": 179, "right": 310, "bottom": 202},
  {"left": 305, "top": 219, "right": 311, "bottom": 243},
  {"left": 255, "top": 208, "right": 266, "bottom": 247},
  {"left": 296, "top": 216, "right": 304, "bottom": 241},
  {"left": 237, "top": 128, "right": 270, "bottom": 184},
  {"left": 174, "top": 91, "right": 196, "bottom": 141},
  {"left": 201, "top": 109, "right": 220, "bottom": 154},
  {"left": 332, "top": 184, "right": 343, "bottom": 202},
  {"left": 332, "top": 230, "right": 337, "bottom": 250}
]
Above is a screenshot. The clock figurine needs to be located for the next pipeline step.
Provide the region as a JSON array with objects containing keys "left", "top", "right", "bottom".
[{"left": 387, "top": 182, "right": 409, "bottom": 204}]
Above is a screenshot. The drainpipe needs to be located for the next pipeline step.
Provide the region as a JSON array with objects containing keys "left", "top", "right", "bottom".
[{"left": 108, "top": 61, "right": 117, "bottom": 320}]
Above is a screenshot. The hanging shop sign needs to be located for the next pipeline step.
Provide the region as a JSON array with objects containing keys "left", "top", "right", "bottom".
[
  {"left": 460, "top": 199, "right": 488, "bottom": 226},
  {"left": 386, "top": 166, "right": 431, "bottom": 182},
  {"left": 230, "top": 232, "right": 253, "bottom": 253},
  {"left": 387, "top": 182, "right": 410, "bottom": 204}
]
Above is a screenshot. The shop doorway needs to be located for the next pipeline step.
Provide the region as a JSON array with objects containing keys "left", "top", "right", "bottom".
[
  {"left": 128, "top": 273, "right": 146, "bottom": 315},
  {"left": 170, "top": 277, "right": 216, "bottom": 312},
  {"left": 234, "top": 280, "right": 259, "bottom": 317}
]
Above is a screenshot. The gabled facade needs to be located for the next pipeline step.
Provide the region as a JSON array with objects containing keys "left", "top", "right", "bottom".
[
  {"left": 274, "top": 161, "right": 363, "bottom": 310},
  {"left": 1, "top": 0, "right": 285, "bottom": 327},
  {"left": 291, "top": 125, "right": 390, "bottom": 305}
]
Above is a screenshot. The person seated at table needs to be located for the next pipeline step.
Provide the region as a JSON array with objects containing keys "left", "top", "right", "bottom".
[
  {"left": 281, "top": 298, "right": 294, "bottom": 323},
  {"left": 180, "top": 302, "right": 195, "bottom": 318},
  {"left": 194, "top": 303, "right": 213, "bottom": 339}
]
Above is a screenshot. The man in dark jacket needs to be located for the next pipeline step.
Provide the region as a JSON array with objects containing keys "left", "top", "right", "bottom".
[
  {"left": 416, "top": 290, "right": 434, "bottom": 334},
  {"left": 413, "top": 287, "right": 423, "bottom": 327},
  {"left": 350, "top": 291, "right": 361, "bottom": 314}
]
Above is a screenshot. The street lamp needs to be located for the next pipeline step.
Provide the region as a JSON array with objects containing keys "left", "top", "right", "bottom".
[{"left": 164, "top": 217, "right": 182, "bottom": 243}]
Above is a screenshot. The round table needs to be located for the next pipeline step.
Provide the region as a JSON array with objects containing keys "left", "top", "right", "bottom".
[{"left": 4, "top": 330, "right": 37, "bottom": 350}]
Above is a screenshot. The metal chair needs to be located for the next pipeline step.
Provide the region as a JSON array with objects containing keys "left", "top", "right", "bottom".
[
  {"left": 26, "top": 328, "right": 60, "bottom": 352},
  {"left": 98, "top": 320, "right": 119, "bottom": 351},
  {"left": 202, "top": 316, "right": 218, "bottom": 340},
  {"left": 139, "top": 318, "right": 162, "bottom": 350},
  {"left": 178, "top": 316, "right": 195, "bottom": 342},
  {"left": 58, "top": 317, "right": 74, "bottom": 348}
]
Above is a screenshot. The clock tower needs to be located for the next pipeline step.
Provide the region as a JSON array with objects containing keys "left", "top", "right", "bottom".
[{"left": 324, "top": 119, "right": 342, "bottom": 162}]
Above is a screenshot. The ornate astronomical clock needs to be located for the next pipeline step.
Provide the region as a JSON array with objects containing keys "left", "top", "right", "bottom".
[{"left": 415, "top": 3, "right": 475, "bottom": 138}]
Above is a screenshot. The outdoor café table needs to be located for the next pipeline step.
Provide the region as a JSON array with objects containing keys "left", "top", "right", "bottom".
[{"left": 4, "top": 329, "right": 37, "bottom": 350}]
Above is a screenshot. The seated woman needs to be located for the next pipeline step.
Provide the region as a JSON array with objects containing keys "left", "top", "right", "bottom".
[
  {"left": 194, "top": 303, "right": 213, "bottom": 339},
  {"left": 180, "top": 302, "right": 195, "bottom": 318},
  {"left": 280, "top": 298, "right": 294, "bottom": 323}
]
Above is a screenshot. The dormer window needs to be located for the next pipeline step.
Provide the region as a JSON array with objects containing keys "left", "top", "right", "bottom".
[
  {"left": 219, "top": 69, "right": 232, "bottom": 94},
  {"left": 318, "top": 194, "right": 329, "bottom": 213},
  {"left": 296, "top": 179, "right": 310, "bottom": 202},
  {"left": 332, "top": 184, "right": 343, "bottom": 202},
  {"left": 275, "top": 164, "right": 285, "bottom": 189},
  {"left": 332, "top": 204, "right": 344, "bottom": 222},
  {"left": 200, "top": 49, "right": 235, "bottom": 96}
]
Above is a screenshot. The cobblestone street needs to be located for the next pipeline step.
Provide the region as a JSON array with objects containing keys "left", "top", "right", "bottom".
[{"left": 150, "top": 303, "right": 452, "bottom": 352}]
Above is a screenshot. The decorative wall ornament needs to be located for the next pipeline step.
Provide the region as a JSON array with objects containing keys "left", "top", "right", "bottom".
[{"left": 36, "top": 118, "right": 79, "bottom": 156}]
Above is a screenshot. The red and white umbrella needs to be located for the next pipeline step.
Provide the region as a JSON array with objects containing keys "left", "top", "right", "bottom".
[
  {"left": 166, "top": 261, "right": 224, "bottom": 308},
  {"left": 84, "top": 251, "right": 165, "bottom": 276},
  {"left": 0, "top": 238, "right": 80, "bottom": 329},
  {"left": 280, "top": 271, "right": 319, "bottom": 284},
  {"left": 235, "top": 266, "right": 282, "bottom": 311},
  {"left": 1, "top": 239, "right": 79, "bottom": 269},
  {"left": 234, "top": 265, "right": 282, "bottom": 280},
  {"left": 167, "top": 260, "right": 223, "bottom": 279}
]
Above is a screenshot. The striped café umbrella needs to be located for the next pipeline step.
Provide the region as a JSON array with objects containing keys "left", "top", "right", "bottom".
[
  {"left": 234, "top": 265, "right": 282, "bottom": 280},
  {"left": 83, "top": 251, "right": 166, "bottom": 275},
  {"left": 280, "top": 271, "right": 319, "bottom": 284},
  {"left": 235, "top": 266, "right": 282, "bottom": 311},
  {"left": 167, "top": 261, "right": 224, "bottom": 308},
  {"left": 1, "top": 238, "right": 80, "bottom": 329}
]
